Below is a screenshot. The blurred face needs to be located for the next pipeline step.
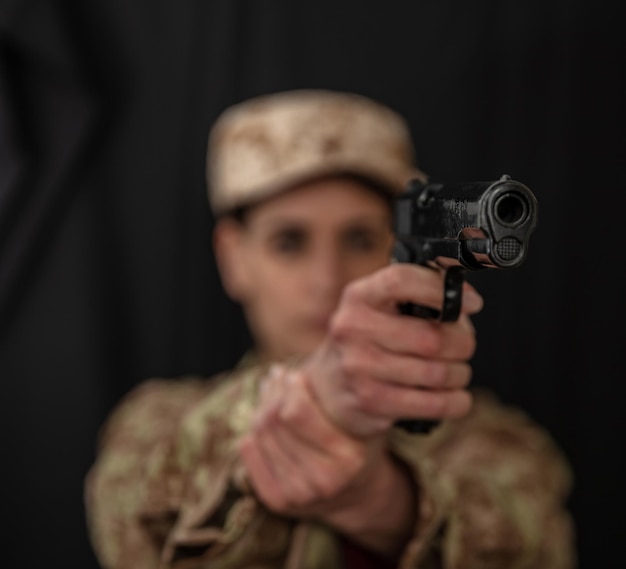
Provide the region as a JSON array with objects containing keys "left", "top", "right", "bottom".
[{"left": 214, "top": 176, "right": 394, "bottom": 362}]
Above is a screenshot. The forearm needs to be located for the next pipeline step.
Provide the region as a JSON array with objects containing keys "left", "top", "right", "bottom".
[
  {"left": 320, "top": 452, "right": 418, "bottom": 559},
  {"left": 387, "top": 389, "right": 578, "bottom": 568}
]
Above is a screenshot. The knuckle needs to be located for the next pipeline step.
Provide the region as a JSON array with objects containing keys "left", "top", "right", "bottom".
[
  {"left": 278, "top": 396, "right": 305, "bottom": 427},
  {"left": 338, "top": 446, "right": 367, "bottom": 479},
  {"left": 463, "top": 335, "right": 477, "bottom": 360},
  {"left": 350, "top": 378, "right": 382, "bottom": 413},
  {"left": 458, "top": 317, "right": 478, "bottom": 359},
  {"left": 315, "top": 471, "right": 344, "bottom": 500},
  {"left": 437, "top": 390, "right": 472, "bottom": 418},
  {"left": 460, "top": 391, "right": 474, "bottom": 414},
  {"left": 420, "top": 391, "right": 447, "bottom": 417},
  {"left": 417, "top": 327, "right": 443, "bottom": 357},
  {"left": 341, "top": 279, "right": 363, "bottom": 305},
  {"left": 338, "top": 348, "right": 369, "bottom": 378},
  {"left": 278, "top": 373, "right": 308, "bottom": 426},
  {"left": 282, "top": 483, "right": 313, "bottom": 510},
  {"left": 422, "top": 361, "right": 448, "bottom": 387},
  {"left": 458, "top": 363, "right": 473, "bottom": 386},
  {"left": 315, "top": 450, "right": 364, "bottom": 499},
  {"left": 329, "top": 309, "right": 355, "bottom": 342},
  {"left": 440, "top": 363, "right": 472, "bottom": 389},
  {"left": 338, "top": 356, "right": 358, "bottom": 379},
  {"left": 443, "top": 391, "right": 472, "bottom": 419},
  {"left": 264, "top": 492, "right": 288, "bottom": 513},
  {"left": 379, "top": 265, "right": 403, "bottom": 296}
]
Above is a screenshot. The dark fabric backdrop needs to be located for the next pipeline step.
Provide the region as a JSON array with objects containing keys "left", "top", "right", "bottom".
[{"left": 1, "top": 1, "right": 623, "bottom": 567}]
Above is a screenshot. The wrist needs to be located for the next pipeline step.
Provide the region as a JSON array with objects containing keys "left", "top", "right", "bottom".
[{"left": 323, "top": 452, "right": 418, "bottom": 557}]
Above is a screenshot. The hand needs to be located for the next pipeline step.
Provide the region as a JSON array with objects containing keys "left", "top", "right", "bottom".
[
  {"left": 303, "top": 263, "right": 483, "bottom": 438},
  {"left": 238, "top": 263, "right": 483, "bottom": 556},
  {"left": 238, "top": 364, "right": 417, "bottom": 556}
]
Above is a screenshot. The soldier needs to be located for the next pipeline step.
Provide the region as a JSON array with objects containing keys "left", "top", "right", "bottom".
[{"left": 84, "top": 89, "right": 577, "bottom": 568}]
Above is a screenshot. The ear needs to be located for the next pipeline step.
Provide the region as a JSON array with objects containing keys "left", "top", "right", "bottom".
[{"left": 212, "top": 217, "right": 251, "bottom": 302}]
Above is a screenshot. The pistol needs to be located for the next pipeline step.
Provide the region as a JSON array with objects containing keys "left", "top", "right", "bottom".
[{"left": 392, "top": 174, "right": 538, "bottom": 434}]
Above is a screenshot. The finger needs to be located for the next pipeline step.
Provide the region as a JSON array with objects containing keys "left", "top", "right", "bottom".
[
  {"left": 345, "top": 264, "right": 483, "bottom": 315},
  {"left": 266, "top": 412, "right": 360, "bottom": 503},
  {"left": 278, "top": 370, "right": 374, "bottom": 456},
  {"left": 254, "top": 366, "right": 311, "bottom": 486},
  {"left": 461, "top": 281, "right": 484, "bottom": 315},
  {"left": 331, "top": 304, "right": 476, "bottom": 361},
  {"left": 338, "top": 344, "right": 472, "bottom": 389},
  {"left": 338, "top": 376, "right": 474, "bottom": 422},
  {"left": 255, "top": 363, "right": 287, "bottom": 421},
  {"left": 271, "top": 372, "right": 377, "bottom": 499},
  {"left": 254, "top": 367, "right": 343, "bottom": 507},
  {"left": 380, "top": 312, "right": 477, "bottom": 361},
  {"left": 239, "top": 434, "right": 293, "bottom": 512},
  {"left": 251, "top": 366, "right": 368, "bottom": 509},
  {"left": 251, "top": 415, "right": 319, "bottom": 507},
  {"left": 245, "top": 365, "right": 323, "bottom": 511}
]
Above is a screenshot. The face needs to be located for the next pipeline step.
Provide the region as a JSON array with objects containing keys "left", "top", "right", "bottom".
[{"left": 214, "top": 176, "right": 394, "bottom": 362}]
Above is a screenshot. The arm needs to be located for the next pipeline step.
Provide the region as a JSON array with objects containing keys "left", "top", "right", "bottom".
[
  {"left": 238, "top": 262, "right": 576, "bottom": 567},
  {"left": 84, "top": 369, "right": 298, "bottom": 569},
  {"left": 238, "top": 262, "right": 483, "bottom": 560},
  {"left": 85, "top": 263, "right": 576, "bottom": 568},
  {"left": 238, "top": 365, "right": 419, "bottom": 559},
  {"left": 389, "top": 389, "right": 577, "bottom": 568},
  {"left": 84, "top": 378, "right": 215, "bottom": 569}
]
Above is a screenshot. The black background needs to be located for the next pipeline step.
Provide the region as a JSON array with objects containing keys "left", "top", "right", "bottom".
[{"left": 1, "top": 1, "right": 624, "bottom": 567}]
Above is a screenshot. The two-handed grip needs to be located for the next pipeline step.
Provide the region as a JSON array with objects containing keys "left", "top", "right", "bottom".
[{"left": 395, "top": 266, "right": 465, "bottom": 434}]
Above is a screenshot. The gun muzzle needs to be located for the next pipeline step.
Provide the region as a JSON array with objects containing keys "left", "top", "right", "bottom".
[{"left": 393, "top": 174, "right": 538, "bottom": 270}]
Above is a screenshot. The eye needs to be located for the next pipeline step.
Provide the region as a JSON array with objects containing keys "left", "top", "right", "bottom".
[
  {"left": 344, "top": 228, "right": 380, "bottom": 252},
  {"left": 271, "top": 228, "right": 307, "bottom": 254}
]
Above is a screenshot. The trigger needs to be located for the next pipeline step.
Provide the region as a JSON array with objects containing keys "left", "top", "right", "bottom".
[{"left": 440, "top": 266, "right": 465, "bottom": 322}]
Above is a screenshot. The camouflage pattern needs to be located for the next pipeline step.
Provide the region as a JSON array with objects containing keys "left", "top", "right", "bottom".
[
  {"left": 206, "top": 89, "right": 427, "bottom": 216},
  {"left": 84, "top": 359, "right": 577, "bottom": 569}
]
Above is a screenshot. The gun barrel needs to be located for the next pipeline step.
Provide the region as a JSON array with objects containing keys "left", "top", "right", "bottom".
[
  {"left": 392, "top": 174, "right": 538, "bottom": 434},
  {"left": 393, "top": 174, "right": 538, "bottom": 270}
]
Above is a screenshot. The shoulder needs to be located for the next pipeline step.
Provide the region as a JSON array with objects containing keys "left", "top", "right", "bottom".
[
  {"left": 92, "top": 359, "right": 268, "bottom": 458},
  {"left": 93, "top": 375, "right": 218, "bottom": 452},
  {"left": 396, "top": 388, "right": 573, "bottom": 493},
  {"left": 390, "top": 389, "right": 577, "bottom": 568},
  {"left": 435, "top": 388, "right": 572, "bottom": 485}
]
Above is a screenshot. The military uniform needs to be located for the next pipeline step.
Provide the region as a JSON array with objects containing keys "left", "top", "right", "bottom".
[
  {"left": 84, "top": 356, "right": 576, "bottom": 569},
  {"left": 85, "top": 89, "right": 577, "bottom": 568}
]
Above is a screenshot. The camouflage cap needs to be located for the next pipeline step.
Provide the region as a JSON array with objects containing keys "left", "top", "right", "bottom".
[{"left": 206, "top": 89, "right": 427, "bottom": 215}]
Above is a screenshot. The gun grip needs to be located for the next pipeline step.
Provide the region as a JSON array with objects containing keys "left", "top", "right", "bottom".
[
  {"left": 395, "top": 266, "right": 465, "bottom": 434},
  {"left": 397, "top": 266, "right": 465, "bottom": 322}
]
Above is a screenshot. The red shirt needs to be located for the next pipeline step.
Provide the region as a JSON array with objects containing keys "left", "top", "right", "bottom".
[{"left": 341, "top": 537, "right": 397, "bottom": 569}]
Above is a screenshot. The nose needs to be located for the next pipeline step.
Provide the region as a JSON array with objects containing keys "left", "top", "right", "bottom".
[{"left": 306, "top": 245, "right": 346, "bottom": 306}]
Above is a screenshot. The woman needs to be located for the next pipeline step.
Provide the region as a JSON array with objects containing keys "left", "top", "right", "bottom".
[{"left": 85, "top": 89, "right": 576, "bottom": 568}]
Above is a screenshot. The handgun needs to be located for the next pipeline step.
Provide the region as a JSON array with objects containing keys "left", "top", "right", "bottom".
[{"left": 392, "top": 174, "right": 538, "bottom": 434}]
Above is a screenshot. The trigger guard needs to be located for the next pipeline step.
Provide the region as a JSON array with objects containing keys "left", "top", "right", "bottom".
[{"left": 440, "top": 266, "right": 465, "bottom": 322}]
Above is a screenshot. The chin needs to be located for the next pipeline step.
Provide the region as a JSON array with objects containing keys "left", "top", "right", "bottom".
[
  {"left": 300, "top": 336, "right": 327, "bottom": 358},
  {"left": 281, "top": 335, "right": 325, "bottom": 361}
]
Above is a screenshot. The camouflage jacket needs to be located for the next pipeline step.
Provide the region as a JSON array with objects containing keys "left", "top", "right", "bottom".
[{"left": 84, "top": 359, "right": 577, "bottom": 569}]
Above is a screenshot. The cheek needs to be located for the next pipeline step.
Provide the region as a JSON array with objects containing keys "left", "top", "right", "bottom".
[
  {"left": 245, "top": 265, "right": 313, "bottom": 356},
  {"left": 246, "top": 262, "right": 299, "bottom": 316},
  {"left": 346, "top": 250, "right": 391, "bottom": 282}
]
